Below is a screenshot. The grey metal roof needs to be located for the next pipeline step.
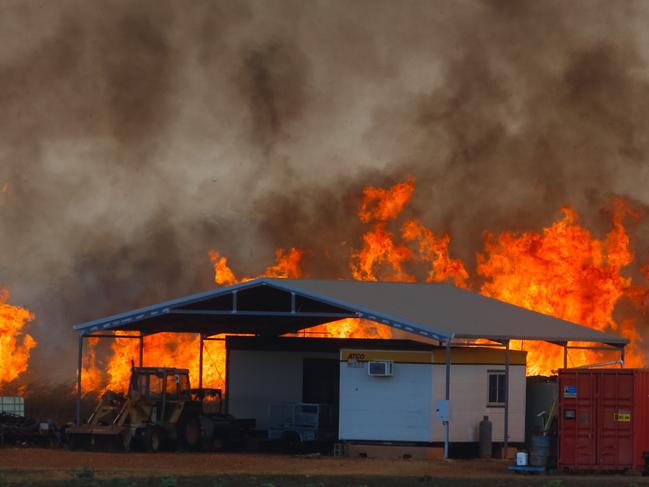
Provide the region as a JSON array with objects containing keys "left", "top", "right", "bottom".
[
  {"left": 74, "top": 278, "right": 628, "bottom": 346},
  {"left": 265, "top": 279, "right": 628, "bottom": 346}
]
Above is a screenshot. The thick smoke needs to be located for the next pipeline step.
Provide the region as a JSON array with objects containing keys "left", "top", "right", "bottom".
[{"left": 1, "top": 0, "right": 649, "bottom": 383}]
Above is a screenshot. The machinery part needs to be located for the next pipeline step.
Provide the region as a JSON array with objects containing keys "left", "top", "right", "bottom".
[
  {"left": 0, "top": 412, "right": 61, "bottom": 448},
  {"left": 143, "top": 427, "right": 161, "bottom": 453},
  {"left": 199, "top": 415, "right": 217, "bottom": 451},
  {"left": 121, "top": 430, "right": 132, "bottom": 452},
  {"left": 178, "top": 415, "right": 201, "bottom": 450},
  {"left": 68, "top": 366, "right": 251, "bottom": 453}
]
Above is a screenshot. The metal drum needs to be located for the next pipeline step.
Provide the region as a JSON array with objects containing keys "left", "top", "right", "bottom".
[{"left": 529, "top": 434, "right": 550, "bottom": 466}]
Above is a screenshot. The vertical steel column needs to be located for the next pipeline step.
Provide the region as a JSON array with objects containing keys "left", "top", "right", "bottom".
[
  {"left": 620, "top": 346, "right": 625, "bottom": 368},
  {"left": 224, "top": 346, "right": 230, "bottom": 414},
  {"left": 444, "top": 339, "right": 451, "bottom": 459},
  {"left": 199, "top": 334, "right": 204, "bottom": 389},
  {"left": 139, "top": 335, "right": 144, "bottom": 367},
  {"left": 75, "top": 334, "right": 84, "bottom": 426},
  {"left": 503, "top": 340, "right": 510, "bottom": 459},
  {"left": 563, "top": 344, "right": 568, "bottom": 370}
]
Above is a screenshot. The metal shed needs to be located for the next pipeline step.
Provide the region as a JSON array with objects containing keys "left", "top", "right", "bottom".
[{"left": 73, "top": 278, "right": 628, "bottom": 457}]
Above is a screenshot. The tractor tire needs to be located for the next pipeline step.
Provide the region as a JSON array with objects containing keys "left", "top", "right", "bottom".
[
  {"left": 143, "top": 428, "right": 161, "bottom": 453},
  {"left": 121, "top": 433, "right": 132, "bottom": 453},
  {"left": 178, "top": 415, "right": 201, "bottom": 451}
]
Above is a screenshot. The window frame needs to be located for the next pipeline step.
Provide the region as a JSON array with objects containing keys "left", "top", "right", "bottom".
[{"left": 487, "top": 370, "right": 506, "bottom": 408}]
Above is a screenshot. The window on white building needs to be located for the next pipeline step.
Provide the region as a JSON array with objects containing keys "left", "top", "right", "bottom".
[{"left": 487, "top": 370, "right": 506, "bottom": 406}]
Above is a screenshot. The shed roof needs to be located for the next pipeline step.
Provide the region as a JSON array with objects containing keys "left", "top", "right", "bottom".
[{"left": 74, "top": 278, "right": 628, "bottom": 346}]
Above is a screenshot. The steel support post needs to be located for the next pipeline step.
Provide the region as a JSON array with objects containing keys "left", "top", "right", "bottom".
[
  {"left": 621, "top": 346, "right": 625, "bottom": 368},
  {"left": 75, "top": 334, "right": 84, "bottom": 426},
  {"left": 563, "top": 344, "right": 568, "bottom": 370},
  {"left": 139, "top": 335, "right": 144, "bottom": 367},
  {"left": 503, "top": 339, "right": 510, "bottom": 460},
  {"left": 199, "top": 334, "right": 204, "bottom": 390},
  {"left": 444, "top": 339, "right": 451, "bottom": 459}
]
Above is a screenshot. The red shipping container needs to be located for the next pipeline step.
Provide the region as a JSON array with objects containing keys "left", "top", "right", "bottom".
[{"left": 558, "top": 368, "right": 649, "bottom": 472}]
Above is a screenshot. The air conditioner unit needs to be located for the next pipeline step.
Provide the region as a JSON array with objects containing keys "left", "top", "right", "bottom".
[{"left": 368, "top": 360, "right": 393, "bottom": 377}]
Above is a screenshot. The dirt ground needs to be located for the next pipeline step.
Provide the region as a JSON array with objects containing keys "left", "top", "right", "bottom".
[{"left": 1, "top": 448, "right": 648, "bottom": 486}]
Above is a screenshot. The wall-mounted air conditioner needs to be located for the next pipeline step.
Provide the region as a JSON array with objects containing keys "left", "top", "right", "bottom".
[{"left": 368, "top": 360, "right": 393, "bottom": 377}]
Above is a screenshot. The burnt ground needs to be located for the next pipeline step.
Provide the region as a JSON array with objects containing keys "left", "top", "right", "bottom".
[{"left": 0, "top": 449, "right": 649, "bottom": 486}]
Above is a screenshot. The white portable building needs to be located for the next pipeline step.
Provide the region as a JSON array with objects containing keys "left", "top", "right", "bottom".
[{"left": 338, "top": 348, "right": 526, "bottom": 443}]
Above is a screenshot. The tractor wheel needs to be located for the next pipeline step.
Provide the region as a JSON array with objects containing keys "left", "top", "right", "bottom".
[
  {"left": 178, "top": 416, "right": 201, "bottom": 450},
  {"left": 121, "top": 433, "right": 132, "bottom": 453},
  {"left": 143, "top": 428, "right": 161, "bottom": 453}
]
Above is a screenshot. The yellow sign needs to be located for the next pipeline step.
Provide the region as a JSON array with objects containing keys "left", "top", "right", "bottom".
[
  {"left": 340, "top": 350, "right": 433, "bottom": 364},
  {"left": 340, "top": 348, "right": 527, "bottom": 365},
  {"left": 615, "top": 412, "right": 631, "bottom": 422}
]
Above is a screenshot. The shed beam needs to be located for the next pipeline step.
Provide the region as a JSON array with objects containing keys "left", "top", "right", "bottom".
[
  {"left": 82, "top": 334, "right": 142, "bottom": 339},
  {"left": 565, "top": 345, "right": 620, "bottom": 351},
  {"left": 564, "top": 344, "right": 568, "bottom": 370},
  {"left": 620, "top": 346, "right": 625, "bottom": 368},
  {"left": 171, "top": 310, "right": 355, "bottom": 319}
]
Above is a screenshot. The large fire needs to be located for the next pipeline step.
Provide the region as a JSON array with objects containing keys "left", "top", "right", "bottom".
[
  {"left": 71, "top": 178, "right": 648, "bottom": 394},
  {"left": 478, "top": 198, "right": 643, "bottom": 374},
  {"left": 0, "top": 289, "right": 36, "bottom": 392}
]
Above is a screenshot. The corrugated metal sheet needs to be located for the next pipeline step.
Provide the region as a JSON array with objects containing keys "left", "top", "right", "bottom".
[
  {"left": 74, "top": 278, "right": 628, "bottom": 346},
  {"left": 266, "top": 279, "right": 628, "bottom": 344},
  {"left": 558, "top": 368, "right": 649, "bottom": 472}
]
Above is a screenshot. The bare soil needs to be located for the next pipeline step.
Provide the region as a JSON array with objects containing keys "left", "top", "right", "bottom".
[{"left": 0, "top": 448, "right": 648, "bottom": 486}]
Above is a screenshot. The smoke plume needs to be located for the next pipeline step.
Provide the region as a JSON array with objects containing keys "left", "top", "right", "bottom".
[{"left": 1, "top": 0, "right": 649, "bottom": 384}]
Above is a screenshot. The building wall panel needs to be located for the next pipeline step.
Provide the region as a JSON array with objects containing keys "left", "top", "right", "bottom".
[
  {"left": 228, "top": 350, "right": 337, "bottom": 429},
  {"left": 432, "top": 364, "right": 526, "bottom": 443},
  {"left": 339, "top": 349, "right": 526, "bottom": 443},
  {"left": 339, "top": 361, "right": 433, "bottom": 442}
]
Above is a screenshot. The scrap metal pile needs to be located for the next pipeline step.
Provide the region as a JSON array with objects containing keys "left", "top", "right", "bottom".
[{"left": 0, "top": 412, "right": 62, "bottom": 447}]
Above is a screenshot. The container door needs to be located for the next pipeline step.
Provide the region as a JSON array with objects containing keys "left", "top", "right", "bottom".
[
  {"left": 596, "top": 372, "right": 633, "bottom": 468},
  {"left": 559, "top": 372, "right": 597, "bottom": 468}
]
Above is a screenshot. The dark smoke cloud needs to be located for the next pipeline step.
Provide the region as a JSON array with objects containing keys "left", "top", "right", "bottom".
[{"left": 1, "top": 0, "right": 649, "bottom": 384}]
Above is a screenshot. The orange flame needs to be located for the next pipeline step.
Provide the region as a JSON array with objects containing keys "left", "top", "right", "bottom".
[
  {"left": 208, "top": 250, "right": 237, "bottom": 286},
  {"left": 352, "top": 179, "right": 414, "bottom": 281},
  {"left": 478, "top": 198, "right": 643, "bottom": 374},
  {"left": 402, "top": 220, "right": 469, "bottom": 288},
  {"left": 0, "top": 289, "right": 36, "bottom": 390},
  {"left": 88, "top": 179, "right": 647, "bottom": 390},
  {"left": 81, "top": 337, "right": 103, "bottom": 393},
  {"left": 87, "top": 248, "right": 305, "bottom": 395},
  {"left": 351, "top": 223, "right": 414, "bottom": 282},
  {"left": 358, "top": 178, "right": 415, "bottom": 223}
]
